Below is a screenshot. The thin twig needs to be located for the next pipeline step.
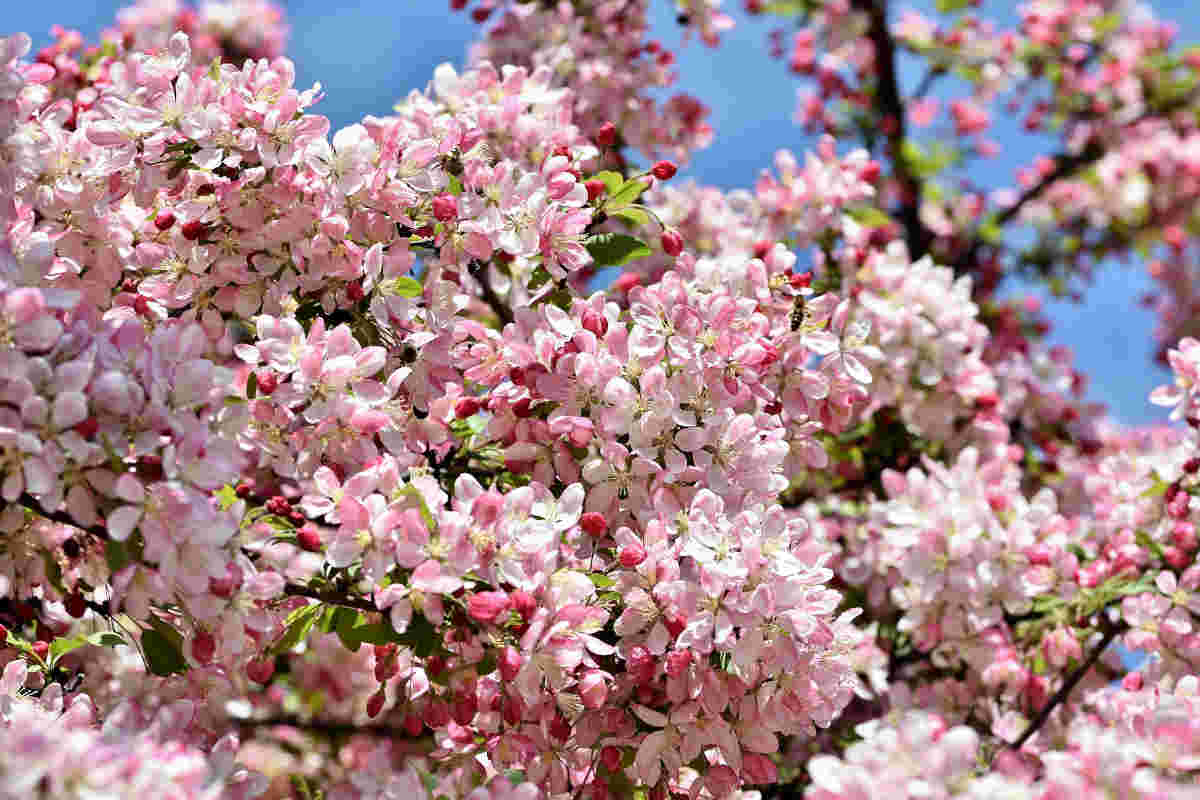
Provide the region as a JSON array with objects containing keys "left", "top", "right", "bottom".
[{"left": 1002, "top": 619, "right": 1125, "bottom": 754}]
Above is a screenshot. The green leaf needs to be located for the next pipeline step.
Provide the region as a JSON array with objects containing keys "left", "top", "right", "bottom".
[
  {"left": 610, "top": 207, "right": 651, "bottom": 228},
  {"left": 271, "top": 603, "right": 324, "bottom": 655},
  {"left": 392, "top": 276, "right": 423, "bottom": 298},
  {"left": 105, "top": 539, "right": 131, "bottom": 573},
  {"left": 936, "top": 0, "right": 969, "bottom": 12},
  {"left": 589, "top": 170, "right": 624, "bottom": 196},
  {"left": 396, "top": 485, "right": 437, "bottom": 533},
  {"left": 585, "top": 233, "right": 651, "bottom": 268},
  {"left": 214, "top": 484, "right": 239, "bottom": 512},
  {"left": 448, "top": 174, "right": 464, "bottom": 196},
  {"left": 87, "top": 631, "right": 126, "bottom": 648},
  {"left": 49, "top": 634, "right": 88, "bottom": 664},
  {"left": 142, "top": 628, "right": 188, "bottom": 676},
  {"left": 845, "top": 206, "right": 893, "bottom": 228},
  {"left": 606, "top": 177, "right": 651, "bottom": 210},
  {"left": 588, "top": 573, "right": 615, "bottom": 588},
  {"left": 395, "top": 612, "right": 439, "bottom": 659}
]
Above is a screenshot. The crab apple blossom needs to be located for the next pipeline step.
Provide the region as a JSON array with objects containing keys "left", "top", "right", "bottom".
[{"left": 1, "top": 0, "right": 1200, "bottom": 797}]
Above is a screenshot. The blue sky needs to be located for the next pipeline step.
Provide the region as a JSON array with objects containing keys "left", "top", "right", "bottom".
[{"left": 9, "top": 1, "right": 1199, "bottom": 424}]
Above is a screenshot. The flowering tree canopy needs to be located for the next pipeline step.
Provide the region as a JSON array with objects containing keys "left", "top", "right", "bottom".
[{"left": 3, "top": 0, "right": 1200, "bottom": 797}]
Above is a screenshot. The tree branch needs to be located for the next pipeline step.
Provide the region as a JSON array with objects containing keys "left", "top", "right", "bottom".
[
  {"left": 1001, "top": 619, "right": 1125, "bottom": 754},
  {"left": 853, "top": 0, "right": 934, "bottom": 260},
  {"left": 17, "top": 493, "right": 382, "bottom": 614}
]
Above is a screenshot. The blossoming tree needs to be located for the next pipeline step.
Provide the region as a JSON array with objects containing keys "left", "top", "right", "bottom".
[{"left": 2, "top": 0, "right": 1200, "bottom": 796}]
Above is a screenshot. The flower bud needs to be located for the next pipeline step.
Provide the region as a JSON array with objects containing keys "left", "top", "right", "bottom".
[
  {"left": 432, "top": 193, "right": 458, "bottom": 222},
  {"left": 509, "top": 589, "right": 537, "bottom": 621},
  {"left": 181, "top": 220, "right": 208, "bottom": 240},
  {"left": 600, "top": 745, "right": 622, "bottom": 772},
  {"left": 468, "top": 591, "right": 510, "bottom": 624},
  {"left": 296, "top": 524, "right": 323, "bottom": 552},
  {"left": 366, "top": 688, "right": 386, "bottom": 718},
  {"left": 499, "top": 645, "right": 522, "bottom": 681},
  {"left": 246, "top": 657, "right": 275, "bottom": 684},
  {"left": 619, "top": 542, "right": 647, "bottom": 568},
  {"left": 192, "top": 631, "right": 216, "bottom": 665},
  {"left": 596, "top": 122, "right": 618, "bottom": 148},
  {"left": 64, "top": 592, "right": 88, "bottom": 619},
  {"left": 585, "top": 179, "right": 606, "bottom": 203},
  {"left": 650, "top": 160, "right": 677, "bottom": 180},
  {"left": 154, "top": 211, "right": 176, "bottom": 230},
  {"left": 664, "top": 649, "right": 692, "bottom": 677},
  {"left": 579, "top": 512, "right": 608, "bottom": 538},
  {"left": 581, "top": 309, "right": 608, "bottom": 337},
  {"left": 660, "top": 229, "right": 684, "bottom": 257},
  {"left": 579, "top": 669, "right": 609, "bottom": 709},
  {"left": 455, "top": 396, "right": 482, "bottom": 418}
]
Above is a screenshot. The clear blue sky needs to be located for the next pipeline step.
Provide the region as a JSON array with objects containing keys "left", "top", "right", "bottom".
[{"left": 9, "top": 1, "right": 1199, "bottom": 424}]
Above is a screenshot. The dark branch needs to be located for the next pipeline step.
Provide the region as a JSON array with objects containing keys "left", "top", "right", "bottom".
[
  {"left": 853, "top": 0, "right": 934, "bottom": 260},
  {"left": 1002, "top": 619, "right": 1125, "bottom": 754}
]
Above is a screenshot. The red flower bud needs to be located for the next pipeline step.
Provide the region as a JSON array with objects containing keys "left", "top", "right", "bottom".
[
  {"left": 499, "top": 645, "right": 522, "bottom": 681},
  {"left": 619, "top": 542, "right": 647, "bottom": 567},
  {"left": 64, "top": 592, "right": 88, "bottom": 619},
  {"left": 432, "top": 193, "right": 458, "bottom": 222},
  {"left": 600, "top": 745, "right": 622, "bottom": 772},
  {"left": 32, "top": 640, "right": 49, "bottom": 661},
  {"left": 192, "top": 631, "right": 216, "bottom": 665},
  {"left": 73, "top": 417, "right": 99, "bottom": 440},
  {"left": 181, "top": 219, "right": 207, "bottom": 240},
  {"left": 581, "top": 309, "right": 609, "bottom": 337},
  {"left": 650, "top": 160, "right": 677, "bottom": 180},
  {"left": 509, "top": 589, "right": 537, "bottom": 621},
  {"left": 455, "top": 396, "right": 482, "bottom": 418},
  {"left": 296, "top": 524, "right": 323, "bottom": 552},
  {"left": 585, "top": 179, "right": 606, "bottom": 203},
  {"left": 579, "top": 512, "right": 608, "bottom": 538},
  {"left": 154, "top": 211, "right": 176, "bottom": 230},
  {"left": 596, "top": 122, "right": 618, "bottom": 148},
  {"left": 366, "top": 688, "right": 387, "bottom": 718},
  {"left": 255, "top": 369, "right": 279, "bottom": 395},
  {"left": 246, "top": 657, "right": 275, "bottom": 684},
  {"left": 660, "top": 229, "right": 684, "bottom": 257}
]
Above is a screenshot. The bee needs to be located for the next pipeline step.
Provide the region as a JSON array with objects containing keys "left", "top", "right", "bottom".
[{"left": 790, "top": 295, "right": 806, "bottom": 331}]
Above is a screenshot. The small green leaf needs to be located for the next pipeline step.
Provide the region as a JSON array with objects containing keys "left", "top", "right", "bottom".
[
  {"left": 936, "top": 0, "right": 969, "bottom": 12},
  {"left": 392, "top": 276, "right": 423, "bottom": 298},
  {"left": 606, "top": 177, "right": 651, "bottom": 210},
  {"left": 395, "top": 612, "right": 439, "bottom": 659},
  {"left": 271, "top": 603, "right": 324, "bottom": 655},
  {"left": 87, "top": 631, "right": 126, "bottom": 648},
  {"left": 610, "top": 207, "right": 651, "bottom": 228},
  {"left": 105, "top": 539, "right": 131, "bottom": 573},
  {"left": 142, "top": 628, "right": 188, "bottom": 676},
  {"left": 396, "top": 485, "right": 437, "bottom": 533},
  {"left": 589, "top": 170, "right": 624, "bottom": 196},
  {"left": 49, "top": 634, "right": 88, "bottom": 664},
  {"left": 588, "top": 573, "right": 615, "bottom": 588},
  {"left": 448, "top": 174, "right": 464, "bottom": 196},
  {"left": 585, "top": 233, "right": 651, "bottom": 268},
  {"left": 214, "top": 484, "right": 239, "bottom": 512}
]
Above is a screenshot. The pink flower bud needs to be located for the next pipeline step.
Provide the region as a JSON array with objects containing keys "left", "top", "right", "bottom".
[
  {"left": 509, "top": 590, "right": 537, "bottom": 621},
  {"left": 585, "top": 179, "right": 606, "bottom": 203},
  {"left": 499, "top": 645, "right": 522, "bottom": 681},
  {"left": 742, "top": 753, "right": 778, "bottom": 784},
  {"left": 1122, "top": 671, "right": 1144, "bottom": 691},
  {"left": 468, "top": 591, "right": 510, "bottom": 624},
  {"left": 660, "top": 229, "right": 684, "bottom": 257},
  {"left": 579, "top": 669, "right": 609, "bottom": 709},
  {"left": 619, "top": 542, "right": 647, "bottom": 568},
  {"left": 296, "top": 524, "right": 323, "bottom": 552},
  {"left": 581, "top": 308, "right": 608, "bottom": 337},
  {"left": 432, "top": 193, "right": 458, "bottom": 222},
  {"left": 664, "top": 649, "right": 692, "bottom": 677}
]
